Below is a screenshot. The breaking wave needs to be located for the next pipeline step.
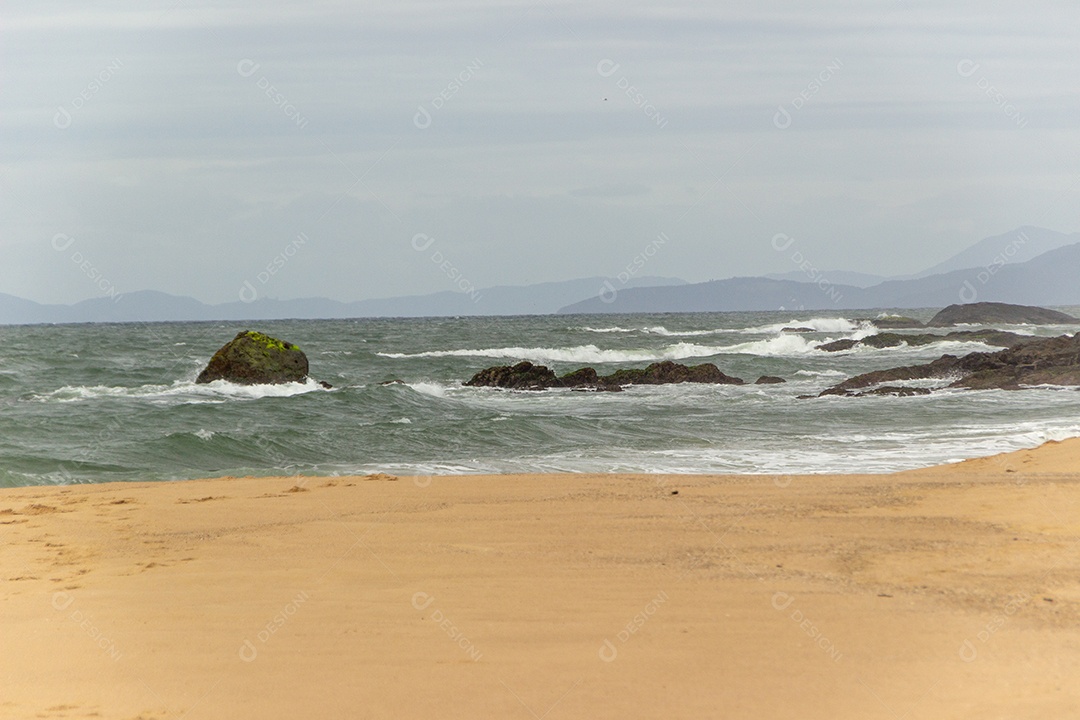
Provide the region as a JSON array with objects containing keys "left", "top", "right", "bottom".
[{"left": 32, "top": 377, "right": 329, "bottom": 404}]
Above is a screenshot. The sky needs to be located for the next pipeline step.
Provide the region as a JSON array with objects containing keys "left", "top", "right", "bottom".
[{"left": 3, "top": 0, "right": 1079, "bottom": 305}]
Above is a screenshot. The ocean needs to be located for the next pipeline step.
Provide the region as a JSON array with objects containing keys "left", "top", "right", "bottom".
[{"left": 3, "top": 309, "right": 1079, "bottom": 487}]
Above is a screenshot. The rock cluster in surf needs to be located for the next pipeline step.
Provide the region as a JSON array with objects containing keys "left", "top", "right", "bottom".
[
  {"left": 464, "top": 360, "right": 745, "bottom": 391},
  {"left": 813, "top": 332, "right": 1080, "bottom": 397},
  {"left": 816, "top": 329, "right": 1033, "bottom": 353}
]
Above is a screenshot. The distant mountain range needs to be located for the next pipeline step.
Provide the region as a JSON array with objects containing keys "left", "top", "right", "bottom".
[
  {"left": 904, "top": 226, "right": 1080, "bottom": 279},
  {"left": 560, "top": 235, "right": 1080, "bottom": 314},
  {"left": 761, "top": 226, "right": 1079, "bottom": 287},
  {"left": 0, "top": 276, "right": 686, "bottom": 325},
  {"left": 2, "top": 226, "right": 1077, "bottom": 323}
]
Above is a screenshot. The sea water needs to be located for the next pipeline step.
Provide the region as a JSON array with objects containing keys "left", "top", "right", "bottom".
[{"left": 2, "top": 310, "right": 1079, "bottom": 487}]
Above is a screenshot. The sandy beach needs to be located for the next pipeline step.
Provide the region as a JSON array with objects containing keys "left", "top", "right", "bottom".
[{"left": 3, "top": 441, "right": 1080, "bottom": 719}]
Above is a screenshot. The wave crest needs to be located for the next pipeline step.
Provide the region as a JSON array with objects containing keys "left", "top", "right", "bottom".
[{"left": 33, "top": 377, "right": 328, "bottom": 404}]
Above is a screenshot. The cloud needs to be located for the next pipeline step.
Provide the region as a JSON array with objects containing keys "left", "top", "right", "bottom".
[{"left": 2, "top": 1, "right": 1078, "bottom": 304}]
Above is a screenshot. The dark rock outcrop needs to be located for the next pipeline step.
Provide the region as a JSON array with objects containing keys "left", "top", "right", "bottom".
[
  {"left": 603, "top": 361, "right": 744, "bottom": 386},
  {"left": 553, "top": 367, "right": 624, "bottom": 392},
  {"left": 817, "top": 339, "right": 859, "bottom": 352},
  {"left": 555, "top": 367, "right": 601, "bottom": 386},
  {"left": 196, "top": 331, "right": 311, "bottom": 385},
  {"left": 824, "top": 385, "right": 932, "bottom": 398},
  {"left": 860, "top": 332, "right": 924, "bottom": 349},
  {"left": 865, "top": 316, "right": 925, "bottom": 329},
  {"left": 463, "top": 361, "right": 557, "bottom": 390},
  {"left": 928, "top": 302, "right": 1078, "bottom": 327},
  {"left": 465, "top": 360, "right": 744, "bottom": 391},
  {"left": 816, "top": 332, "right": 1080, "bottom": 396},
  {"left": 755, "top": 376, "right": 786, "bottom": 384},
  {"left": 817, "top": 330, "right": 1033, "bottom": 353}
]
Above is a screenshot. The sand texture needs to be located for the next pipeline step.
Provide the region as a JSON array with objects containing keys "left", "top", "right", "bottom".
[{"left": 3, "top": 440, "right": 1080, "bottom": 719}]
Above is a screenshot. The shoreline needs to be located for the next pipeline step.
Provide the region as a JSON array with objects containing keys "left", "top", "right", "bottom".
[{"left": 3, "top": 440, "right": 1079, "bottom": 718}]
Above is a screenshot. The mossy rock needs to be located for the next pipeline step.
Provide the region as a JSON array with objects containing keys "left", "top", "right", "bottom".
[{"left": 196, "top": 331, "right": 309, "bottom": 385}]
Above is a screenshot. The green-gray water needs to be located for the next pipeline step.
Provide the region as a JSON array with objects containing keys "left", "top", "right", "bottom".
[{"left": 3, "top": 311, "right": 1079, "bottom": 487}]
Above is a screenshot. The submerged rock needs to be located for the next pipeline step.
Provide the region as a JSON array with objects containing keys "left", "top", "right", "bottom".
[
  {"left": 817, "top": 330, "right": 1033, "bottom": 353},
  {"left": 928, "top": 302, "right": 1078, "bottom": 327},
  {"left": 755, "top": 376, "right": 786, "bottom": 384},
  {"left": 464, "top": 360, "right": 744, "bottom": 391},
  {"left": 815, "top": 332, "right": 1080, "bottom": 396},
  {"left": 826, "top": 385, "right": 932, "bottom": 398},
  {"left": 865, "top": 316, "right": 925, "bottom": 329},
  {"left": 817, "top": 338, "right": 859, "bottom": 352},
  {"left": 196, "top": 330, "right": 311, "bottom": 385}
]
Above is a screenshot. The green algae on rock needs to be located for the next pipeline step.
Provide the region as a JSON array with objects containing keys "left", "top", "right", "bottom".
[{"left": 195, "top": 331, "right": 310, "bottom": 385}]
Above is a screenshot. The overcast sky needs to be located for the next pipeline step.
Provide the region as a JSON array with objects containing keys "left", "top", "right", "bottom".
[{"left": 3, "top": 1, "right": 1078, "bottom": 304}]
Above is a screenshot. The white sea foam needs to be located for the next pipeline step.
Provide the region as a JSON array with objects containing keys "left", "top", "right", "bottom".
[
  {"left": 843, "top": 339, "right": 999, "bottom": 357},
  {"left": 643, "top": 326, "right": 717, "bottom": 336},
  {"left": 578, "top": 326, "right": 636, "bottom": 334},
  {"left": 382, "top": 331, "right": 909, "bottom": 361},
  {"left": 405, "top": 381, "right": 452, "bottom": 398},
  {"left": 718, "top": 334, "right": 838, "bottom": 356},
  {"left": 737, "top": 317, "right": 872, "bottom": 335},
  {"left": 186, "top": 378, "right": 328, "bottom": 399},
  {"left": 36, "top": 377, "right": 328, "bottom": 403},
  {"left": 579, "top": 319, "right": 875, "bottom": 339},
  {"left": 578, "top": 325, "right": 720, "bottom": 337},
  {"left": 380, "top": 343, "right": 735, "bottom": 364}
]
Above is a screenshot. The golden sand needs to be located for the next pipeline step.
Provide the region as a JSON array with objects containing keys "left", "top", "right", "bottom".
[{"left": 3, "top": 440, "right": 1080, "bottom": 718}]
